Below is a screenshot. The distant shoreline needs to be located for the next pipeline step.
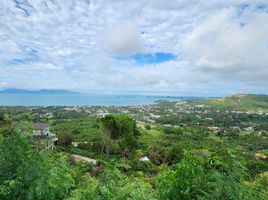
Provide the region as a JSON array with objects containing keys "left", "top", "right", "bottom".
[{"left": 0, "top": 93, "right": 191, "bottom": 107}]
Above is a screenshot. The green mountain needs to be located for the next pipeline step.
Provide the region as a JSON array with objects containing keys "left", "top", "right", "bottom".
[{"left": 191, "top": 94, "right": 268, "bottom": 112}]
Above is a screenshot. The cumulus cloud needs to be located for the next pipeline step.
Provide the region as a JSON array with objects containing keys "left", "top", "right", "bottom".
[
  {"left": 182, "top": 6, "right": 268, "bottom": 82},
  {"left": 103, "top": 22, "right": 144, "bottom": 55}
]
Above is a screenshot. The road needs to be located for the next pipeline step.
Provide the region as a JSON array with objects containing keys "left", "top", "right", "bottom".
[{"left": 70, "top": 154, "right": 97, "bottom": 165}]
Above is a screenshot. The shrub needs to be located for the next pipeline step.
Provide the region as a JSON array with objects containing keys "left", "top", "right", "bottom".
[{"left": 58, "top": 132, "right": 74, "bottom": 146}]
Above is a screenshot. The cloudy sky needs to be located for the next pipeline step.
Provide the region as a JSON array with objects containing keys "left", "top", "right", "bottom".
[{"left": 0, "top": 0, "right": 268, "bottom": 96}]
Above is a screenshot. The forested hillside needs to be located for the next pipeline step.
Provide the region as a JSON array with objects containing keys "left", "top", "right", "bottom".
[
  {"left": 191, "top": 94, "right": 268, "bottom": 112},
  {"left": 0, "top": 102, "right": 268, "bottom": 200}
]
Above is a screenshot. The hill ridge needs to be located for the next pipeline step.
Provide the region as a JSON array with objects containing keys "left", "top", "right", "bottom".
[{"left": 0, "top": 88, "right": 80, "bottom": 95}]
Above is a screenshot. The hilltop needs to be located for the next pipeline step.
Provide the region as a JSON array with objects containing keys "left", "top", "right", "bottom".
[{"left": 191, "top": 94, "right": 268, "bottom": 112}]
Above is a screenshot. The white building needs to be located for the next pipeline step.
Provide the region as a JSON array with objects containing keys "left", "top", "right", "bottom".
[
  {"left": 32, "top": 123, "right": 51, "bottom": 137},
  {"left": 32, "top": 123, "right": 57, "bottom": 148}
]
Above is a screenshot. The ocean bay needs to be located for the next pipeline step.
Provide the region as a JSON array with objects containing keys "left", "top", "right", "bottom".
[{"left": 0, "top": 94, "right": 182, "bottom": 106}]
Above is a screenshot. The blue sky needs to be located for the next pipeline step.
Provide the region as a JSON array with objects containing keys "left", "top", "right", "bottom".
[
  {"left": 0, "top": 0, "right": 268, "bottom": 96},
  {"left": 117, "top": 52, "right": 176, "bottom": 65}
]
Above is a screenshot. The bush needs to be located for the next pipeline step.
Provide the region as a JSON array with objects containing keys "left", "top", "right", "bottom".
[
  {"left": 0, "top": 132, "right": 75, "bottom": 200},
  {"left": 58, "top": 132, "right": 74, "bottom": 146},
  {"left": 71, "top": 129, "right": 81, "bottom": 135},
  {"left": 163, "top": 127, "right": 183, "bottom": 135},
  {"left": 145, "top": 124, "right": 151, "bottom": 130},
  {"left": 147, "top": 144, "right": 167, "bottom": 165}
]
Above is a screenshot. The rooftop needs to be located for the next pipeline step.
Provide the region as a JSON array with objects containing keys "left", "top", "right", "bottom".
[{"left": 32, "top": 123, "right": 49, "bottom": 130}]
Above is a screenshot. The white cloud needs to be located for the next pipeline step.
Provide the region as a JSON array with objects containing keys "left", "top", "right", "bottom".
[
  {"left": 0, "top": 82, "right": 8, "bottom": 89},
  {"left": 103, "top": 21, "right": 144, "bottom": 55},
  {"left": 182, "top": 7, "right": 268, "bottom": 82},
  {"left": 0, "top": 0, "right": 267, "bottom": 95}
]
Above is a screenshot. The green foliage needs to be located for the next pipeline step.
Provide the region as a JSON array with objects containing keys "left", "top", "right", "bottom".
[
  {"left": 0, "top": 118, "right": 13, "bottom": 137},
  {"left": 156, "top": 152, "right": 250, "bottom": 200},
  {"left": 100, "top": 114, "right": 139, "bottom": 139},
  {"left": 72, "top": 129, "right": 81, "bottom": 135},
  {"left": 163, "top": 127, "right": 183, "bottom": 135},
  {"left": 68, "top": 167, "right": 158, "bottom": 200},
  {"left": 0, "top": 132, "right": 75, "bottom": 200},
  {"left": 145, "top": 124, "right": 151, "bottom": 130},
  {"left": 98, "top": 168, "right": 157, "bottom": 200},
  {"left": 66, "top": 175, "right": 100, "bottom": 200},
  {"left": 147, "top": 144, "right": 167, "bottom": 165},
  {"left": 58, "top": 132, "right": 74, "bottom": 146},
  {"left": 1, "top": 103, "right": 268, "bottom": 200},
  {"left": 100, "top": 114, "right": 139, "bottom": 157},
  {"left": 155, "top": 115, "right": 181, "bottom": 125},
  {"left": 243, "top": 172, "right": 268, "bottom": 200},
  {"left": 157, "top": 153, "right": 209, "bottom": 200},
  {"left": 192, "top": 94, "right": 268, "bottom": 112}
]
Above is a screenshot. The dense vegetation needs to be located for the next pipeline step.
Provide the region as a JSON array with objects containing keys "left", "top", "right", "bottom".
[{"left": 0, "top": 95, "right": 268, "bottom": 199}]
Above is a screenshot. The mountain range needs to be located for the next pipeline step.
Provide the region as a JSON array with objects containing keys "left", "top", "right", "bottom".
[{"left": 0, "top": 88, "right": 80, "bottom": 95}]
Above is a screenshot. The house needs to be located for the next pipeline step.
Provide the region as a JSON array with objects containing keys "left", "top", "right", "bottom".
[
  {"left": 32, "top": 123, "right": 50, "bottom": 137},
  {"left": 32, "top": 123, "right": 57, "bottom": 148}
]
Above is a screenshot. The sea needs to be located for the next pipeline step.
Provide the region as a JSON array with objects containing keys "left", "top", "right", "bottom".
[{"left": 0, "top": 94, "right": 189, "bottom": 106}]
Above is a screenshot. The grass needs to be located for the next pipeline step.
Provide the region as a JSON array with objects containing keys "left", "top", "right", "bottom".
[{"left": 138, "top": 128, "right": 164, "bottom": 148}]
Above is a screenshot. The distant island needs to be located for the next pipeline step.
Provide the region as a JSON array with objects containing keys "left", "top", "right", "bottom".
[{"left": 0, "top": 88, "right": 80, "bottom": 95}]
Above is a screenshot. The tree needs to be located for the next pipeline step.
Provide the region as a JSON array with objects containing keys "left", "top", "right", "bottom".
[
  {"left": 58, "top": 132, "right": 74, "bottom": 146},
  {"left": 0, "top": 131, "right": 75, "bottom": 200},
  {"left": 0, "top": 117, "right": 13, "bottom": 138},
  {"left": 100, "top": 114, "right": 139, "bottom": 157},
  {"left": 156, "top": 153, "right": 209, "bottom": 200},
  {"left": 156, "top": 151, "right": 252, "bottom": 200}
]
